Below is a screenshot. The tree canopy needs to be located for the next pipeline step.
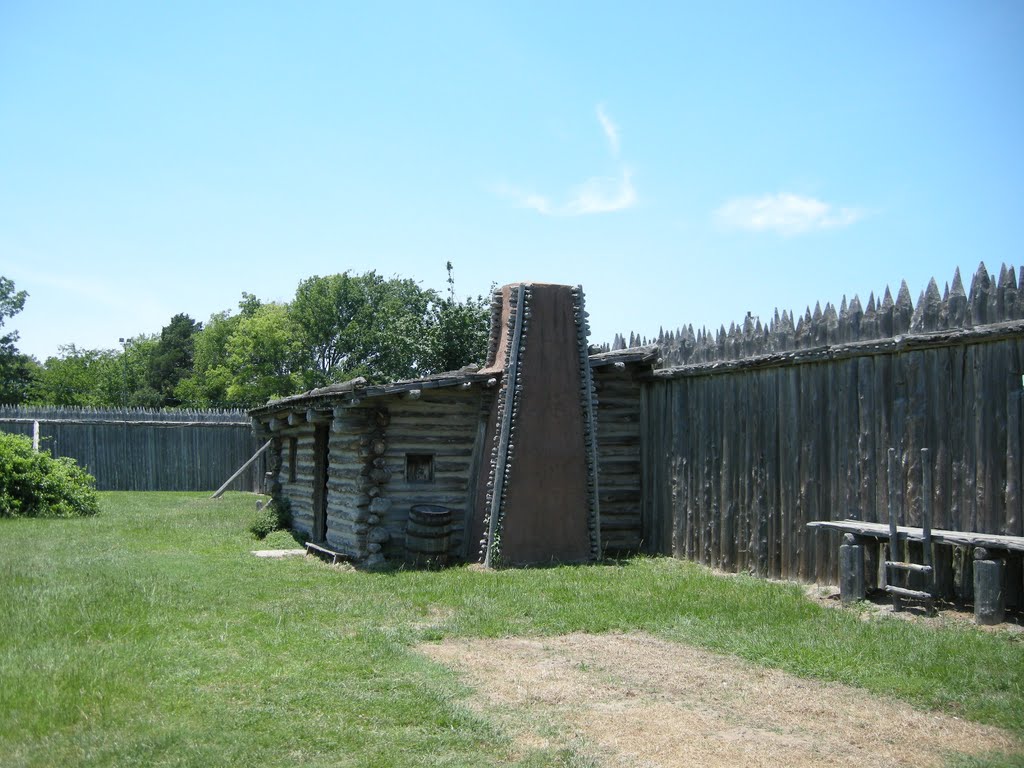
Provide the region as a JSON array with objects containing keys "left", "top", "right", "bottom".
[
  {"left": 291, "top": 271, "right": 434, "bottom": 387},
  {"left": 15, "top": 268, "right": 491, "bottom": 410},
  {"left": 147, "top": 313, "right": 202, "bottom": 406},
  {"left": 0, "top": 277, "right": 35, "bottom": 405},
  {"left": 421, "top": 263, "right": 490, "bottom": 374}
]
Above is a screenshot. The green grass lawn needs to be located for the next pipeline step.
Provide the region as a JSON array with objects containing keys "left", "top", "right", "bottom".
[{"left": 2, "top": 492, "right": 1022, "bottom": 767}]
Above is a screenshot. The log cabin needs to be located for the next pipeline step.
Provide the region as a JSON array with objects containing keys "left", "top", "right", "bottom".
[{"left": 249, "top": 283, "right": 658, "bottom": 568}]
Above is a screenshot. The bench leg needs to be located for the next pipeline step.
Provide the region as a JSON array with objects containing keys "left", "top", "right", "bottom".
[
  {"left": 932, "top": 544, "right": 955, "bottom": 602},
  {"left": 839, "top": 534, "right": 865, "bottom": 604},
  {"left": 974, "top": 548, "right": 1005, "bottom": 626}
]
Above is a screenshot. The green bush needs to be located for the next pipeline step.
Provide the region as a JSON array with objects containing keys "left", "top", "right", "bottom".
[
  {"left": 0, "top": 432, "right": 100, "bottom": 518},
  {"left": 249, "top": 496, "right": 291, "bottom": 539}
]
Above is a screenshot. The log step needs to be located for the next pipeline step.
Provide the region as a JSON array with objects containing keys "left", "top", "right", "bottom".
[
  {"left": 305, "top": 541, "right": 348, "bottom": 565},
  {"left": 884, "top": 585, "right": 933, "bottom": 601},
  {"left": 884, "top": 561, "right": 933, "bottom": 575}
]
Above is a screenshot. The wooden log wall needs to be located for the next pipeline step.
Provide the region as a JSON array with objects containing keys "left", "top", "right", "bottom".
[
  {"left": 0, "top": 406, "right": 263, "bottom": 492},
  {"left": 638, "top": 263, "right": 1024, "bottom": 584},
  {"left": 592, "top": 365, "right": 644, "bottom": 554},
  {"left": 315, "top": 406, "right": 376, "bottom": 558},
  {"left": 376, "top": 388, "right": 487, "bottom": 562},
  {"left": 277, "top": 423, "right": 317, "bottom": 537},
  {"left": 269, "top": 389, "right": 487, "bottom": 564}
]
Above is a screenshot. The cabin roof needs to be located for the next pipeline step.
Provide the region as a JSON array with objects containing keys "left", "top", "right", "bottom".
[
  {"left": 248, "top": 346, "right": 661, "bottom": 418},
  {"left": 588, "top": 344, "right": 660, "bottom": 368},
  {"left": 248, "top": 366, "right": 496, "bottom": 418}
]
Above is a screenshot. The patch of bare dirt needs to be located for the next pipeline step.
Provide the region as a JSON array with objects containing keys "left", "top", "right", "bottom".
[{"left": 420, "top": 632, "right": 1022, "bottom": 767}]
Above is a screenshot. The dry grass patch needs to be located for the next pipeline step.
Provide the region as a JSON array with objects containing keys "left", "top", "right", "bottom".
[{"left": 422, "top": 632, "right": 1023, "bottom": 767}]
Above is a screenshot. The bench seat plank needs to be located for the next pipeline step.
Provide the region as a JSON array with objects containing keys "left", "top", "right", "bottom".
[{"left": 807, "top": 520, "right": 1024, "bottom": 553}]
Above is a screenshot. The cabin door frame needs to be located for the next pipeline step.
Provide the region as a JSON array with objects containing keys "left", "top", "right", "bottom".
[{"left": 312, "top": 424, "right": 329, "bottom": 543}]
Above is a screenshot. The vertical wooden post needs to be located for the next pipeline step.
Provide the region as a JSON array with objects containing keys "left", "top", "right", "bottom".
[
  {"left": 954, "top": 545, "right": 974, "bottom": 608},
  {"left": 888, "top": 448, "right": 903, "bottom": 612},
  {"left": 933, "top": 545, "right": 956, "bottom": 601},
  {"left": 1007, "top": 387, "right": 1022, "bottom": 537},
  {"left": 1005, "top": 558, "right": 1023, "bottom": 612},
  {"left": 921, "top": 448, "right": 933, "bottom": 603},
  {"left": 839, "top": 533, "right": 865, "bottom": 603},
  {"left": 32, "top": 420, "right": 40, "bottom": 452},
  {"left": 974, "top": 547, "right": 1005, "bottom": 626}
]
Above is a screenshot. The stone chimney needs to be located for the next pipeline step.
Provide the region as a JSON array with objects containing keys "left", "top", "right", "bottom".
[{"left": 471, "top": 283, "right": 599, "bottom": 566}]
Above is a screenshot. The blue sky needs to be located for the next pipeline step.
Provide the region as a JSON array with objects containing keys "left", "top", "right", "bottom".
[{"left": 2, "top": 2, "right": 1022, "bottom": 361}]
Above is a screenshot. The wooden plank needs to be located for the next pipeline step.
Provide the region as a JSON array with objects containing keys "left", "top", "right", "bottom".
[
  {"left": 713, "top": 375, "right": 726, "bottom": 567},
  {"left": 1008, "top": 386, "right": 1023, "bottom": 537},
  {"left": 661, "top": 380, "right": 678, "bottom": 556},
  {"left": 929, "top": 347, "right": 950, "bottom": 530},
  {"left": 762, "top": 370, "right": 778, "bottom": 578},
  {"left": 780, "top": 365, "right": 799, "bottom": 580},
  {"left": 806, "top": 519, "right": 1024, "bottom": 552},
  {"left": 796, "top": 366, "right": 812, "bottom": 581},
  {"left": 887, "top": 447, "right": 902, "bottom": 610},
  {"left": 749, "top": 369, "right": 763, "bottom": 575},
  {"left": 718, "top": 374, "right": 734, "bottom": 571}
]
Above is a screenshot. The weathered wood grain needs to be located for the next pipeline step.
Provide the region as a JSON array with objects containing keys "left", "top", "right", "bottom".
[
  {"left": 0, "top": 406, "right": 263, "bottom": 492},
  {"left": 593, "top": 364, "right": 645, "bottom": 555},
  {"left": 635, "top": 263, "right": 1024, "bottom": 584}
]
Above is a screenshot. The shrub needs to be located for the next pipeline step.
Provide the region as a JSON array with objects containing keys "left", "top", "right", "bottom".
[
  {"left": 249, "top": 496, "right": 291, "bottom": 539},
  {"left": 0, "top": 432, "right": 100, "bottom": 518}
]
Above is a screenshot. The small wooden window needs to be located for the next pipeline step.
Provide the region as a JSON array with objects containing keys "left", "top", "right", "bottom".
[
  {"left": 288, "top": 437, "right": 298, "bottom": 482},
  {"left": 406, "top": 454, "right": 434, "bottom": 483}
]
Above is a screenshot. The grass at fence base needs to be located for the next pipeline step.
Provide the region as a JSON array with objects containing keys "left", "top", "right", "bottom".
[{"left": 1, "top": 492, "right": 1022, "bottom": 767}]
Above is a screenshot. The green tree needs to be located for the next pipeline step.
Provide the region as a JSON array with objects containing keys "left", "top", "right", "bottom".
[
  {"left": 0, "top": 276, "right": 35, "bottom": 404},
  {"left": 28, "top": 336, "right": 158, "bottom": 407},
  {"left": 119, "top": 335, "right": 161, "bottom": 407},
  {"left": 290, "top": 271, "right": 434, "bottom": 387},
  {"left": 175, "top": 295, "right": 269, "bottom": 409},
  {"left": 174, "top": 310, "right": 240, "bottom": 408},
  {"left": 0, "top": 352, "right": 38, "bottom": 405},
  {"left": 147, "top": 313, "right": 201, "bottom": 406},
  {"left": 29, "top": 345, "right": 121, "bottom": 406},
  {"left": 203, "top": 302, "right": 301, "bottom": 408},
  {"left": 421, "top": 263, "right": 490, "bottom": 374}
]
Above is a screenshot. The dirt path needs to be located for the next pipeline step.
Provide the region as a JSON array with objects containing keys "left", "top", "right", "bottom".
[{"left": 421, "top": 632, "right": 1021, "bottom": 767}]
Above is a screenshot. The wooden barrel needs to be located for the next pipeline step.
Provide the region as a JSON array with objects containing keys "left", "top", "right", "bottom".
[{"left": 405, "top": 504, "right": 453, "bottom": 568}]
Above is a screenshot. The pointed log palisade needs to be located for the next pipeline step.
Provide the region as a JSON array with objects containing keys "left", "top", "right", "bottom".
[{"left": 628, "top": 262, "right": 1024, "bottom": 615}]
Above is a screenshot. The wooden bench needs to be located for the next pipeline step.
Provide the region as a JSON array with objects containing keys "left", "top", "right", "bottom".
[{"left": 808, "top": 519, "right": 1024, "bottom": 624}]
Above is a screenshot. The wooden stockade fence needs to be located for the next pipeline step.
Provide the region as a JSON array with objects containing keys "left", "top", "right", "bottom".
[
  {"left": 623, "top": 262, "right": 1024, "bottom": 587},
  {"left": 0, "top": 406, "right": 266, "bottom": 493}
]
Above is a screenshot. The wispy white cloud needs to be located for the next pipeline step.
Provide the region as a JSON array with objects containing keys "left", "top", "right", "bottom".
[
  {"left": 596, "top": 103, "right": 620, "bottom": 157},
  {"left": 564, "top": 168, "right": 636, "bottom": 215},
  {"left": 714, "top": 193, "right": 864, "bottom": 236},
  {"left": 499, "top": 168, "right": 636, "bottom": 217},
  {"left": 500, "top": 105, "right": 636, "bottom": 217}
]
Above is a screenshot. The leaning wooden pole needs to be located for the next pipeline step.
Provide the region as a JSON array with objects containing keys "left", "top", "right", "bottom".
[{"left": 211, "top": 439, "right": 272, "bottom": 499}]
